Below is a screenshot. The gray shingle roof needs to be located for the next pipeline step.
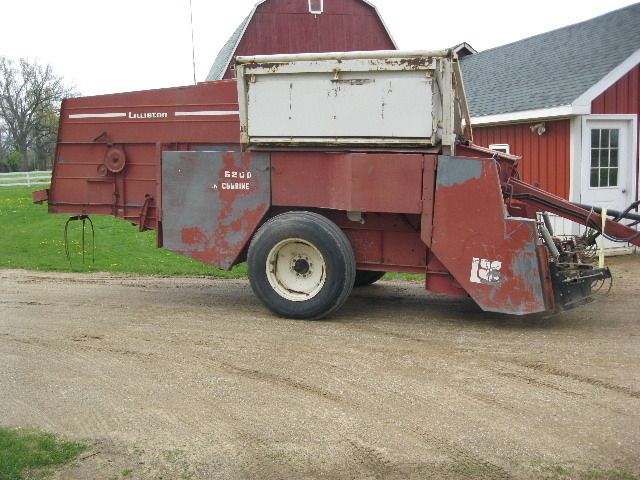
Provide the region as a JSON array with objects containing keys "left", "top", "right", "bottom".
[
  {"left": 206, "top": 15, "right": 250, "bottom": 81},
  {"left": 461, "top": 3, "right": 640, "bottom": 118}
]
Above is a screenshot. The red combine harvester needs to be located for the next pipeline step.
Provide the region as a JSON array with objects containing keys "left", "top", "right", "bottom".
[{"left": 34, "top": 50, "right": 640, "bottom": 319}]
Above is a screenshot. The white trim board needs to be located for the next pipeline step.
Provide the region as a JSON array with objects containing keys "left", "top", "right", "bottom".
[
  {"left": 579, "top": 114, "right": 638, "bottom": 202},
  {"left": 571, "top": 114, "right": 637, "bottom": 204},
  {"left": 68, "top": 113, "right": 127, "bottom": 119},
  {"left": 472, "top": 106, "right": 577, "bottom": 125},
  {"left": 471, "top": 48, "right": 640, "bottom": 125}
]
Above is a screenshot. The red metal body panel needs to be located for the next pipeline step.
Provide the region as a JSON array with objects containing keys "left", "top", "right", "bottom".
[
  {"left": 222, "top": 0, "right": 395, "bottom": 79},
  {"left": 473, "top": 119, "right": 570, "bottom": 199},
  {"left": 48, "top": 81, "right": 241, "bottom": 230},
  {"left": 425, "top": 253, "right": 467, "bottom": 297},
  {"left": 271, "top": 152, "right": 423, "bottom": 213},
  {"left": 430, "top": 156, "right": 551, "bottom": 314},
  {"left": 347, "top": 229, "right": 427, "bottom": 272},
  {"left": 264, "top": 208, "right": 427, "bottom": 273},
  {"left": 420, "top": 155, "right": 437, "bottom": 247},
  {"left": 162, "top": 151, "right": 271, "bottom": 269},
  {"left": 59, "top": 81, "right": 240, "bottom": 144}
]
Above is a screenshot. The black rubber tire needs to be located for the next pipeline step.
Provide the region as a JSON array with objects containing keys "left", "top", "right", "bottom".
[
  {"left": 354, "top": 270, "right": 386, "bottom": 287},
  {"left": 247, "top": 211, "right": 356, "bottom": 320}
]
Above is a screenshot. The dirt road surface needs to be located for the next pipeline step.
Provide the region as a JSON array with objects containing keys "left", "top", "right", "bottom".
[{"left": 1, "top": 257, "right": 639, "bottom": 479}]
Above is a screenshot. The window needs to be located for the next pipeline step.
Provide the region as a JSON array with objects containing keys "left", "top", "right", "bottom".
[
  {"left": 590, "top": 128, "right": 619, "bottom": 188},
  {"left": 308, "top": 0, "right": 323, "bottom": 14},
  {"left": 489, "top": 144, "right": 510, "bottom": 154}
]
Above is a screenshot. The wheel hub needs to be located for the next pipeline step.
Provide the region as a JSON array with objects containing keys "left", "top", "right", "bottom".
[
  {"left": 265, "top": 238, "right": 326, "bottom": 301},
  {"left": 292, "top": 256, "right": 312, "bottom": 277}
]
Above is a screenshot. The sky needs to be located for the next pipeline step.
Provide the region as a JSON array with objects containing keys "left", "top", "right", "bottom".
[{"left": 0, "top": 0, "right": 637, "bottom": 96}]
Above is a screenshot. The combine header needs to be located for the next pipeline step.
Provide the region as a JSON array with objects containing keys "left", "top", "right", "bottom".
[{"left": 34, "top": 50, "right": 639, "bottom": 319}]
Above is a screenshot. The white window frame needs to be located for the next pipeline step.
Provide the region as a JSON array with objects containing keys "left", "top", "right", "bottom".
[
  {"left": 588, "top": 127, "right": 621, "bottom": 189},
  {"left": 308, "top": 0, "right": 323, "bottom": 14},
  {"left": 489, "top": 143, "right": 510, "bottom": 154},
  {"left": 580, "top": 114, "right": 638, "bottom": 196}
]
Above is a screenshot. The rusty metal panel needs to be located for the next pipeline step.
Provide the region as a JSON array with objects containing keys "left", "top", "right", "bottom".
[
  {"left": 48, "top": 80, "right": 241, "bottom": 227},
  {"left": 382, "top": 231, "right": 426, "bottom": 267},
  {"left": 431, "top": 156, "right": 549, "bottom": 315},
  {"left": 59, "top": 80, "right": 240, "bottom": 145},
  {"left": 244, "top": 68, "right": 435, "bottom": 140},
  {"left": 236, "top": 51, "right": 466, "bottom": 147},
  {"left": 345, "top": 229, "right": 383, "bottom": 264},
  {"left": 420, "top": 155, "right": 437, "bottom": 247},
  {"left": 343, "top": 229, "right": 426, "bottom": 270},
  {"left": 162, "top": 151, "right": 270, "bottom": 270},
  {"left": 271, "top": 152, "right": 423, "bottom": 213},
  {"left": 426, "top": 253, "right": 468, "bottom": 297}
]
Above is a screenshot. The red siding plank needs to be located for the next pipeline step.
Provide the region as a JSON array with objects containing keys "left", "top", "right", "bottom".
[
  {"left": 474, "top": 119, "right": 570, "bottom": 198},
  {"left": 592, "top": 64, "right": 640, "bottom": 115}
]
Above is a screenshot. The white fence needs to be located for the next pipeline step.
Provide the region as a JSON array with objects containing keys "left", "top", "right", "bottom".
[{"left": 0, "top": 170, "right": 52, "bottom": 187}]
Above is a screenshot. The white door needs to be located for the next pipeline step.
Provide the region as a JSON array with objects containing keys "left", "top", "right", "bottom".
[{"left": 580, "top": 117, "right": 637, "bottom": 250}]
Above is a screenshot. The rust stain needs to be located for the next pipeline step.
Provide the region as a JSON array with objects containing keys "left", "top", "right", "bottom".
[
  {"left": 392, "top": 57, "right": 434, "bottom": 69},
  {"left": 181, "top": 227, "right": 206, "bottom": 245},
  {"left": 251, "top": 61, "right": 292, "bottom": 71}
]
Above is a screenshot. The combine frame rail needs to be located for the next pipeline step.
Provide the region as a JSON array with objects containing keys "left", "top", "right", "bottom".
[{"left": 507, "top": 179, "right": 640, "bottom": 244}]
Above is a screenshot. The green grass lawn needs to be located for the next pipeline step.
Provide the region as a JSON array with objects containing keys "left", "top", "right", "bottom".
[
  {"left": 0, "top": 427, "right": 85, "bottom": 480},
  {"left": 0, "top": 186, "right": 246, "bottom": 277},
  {"left": 0, "top": 185, "right": 419, "bottom": 280}
]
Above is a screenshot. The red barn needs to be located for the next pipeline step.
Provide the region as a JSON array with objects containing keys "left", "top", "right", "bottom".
[
  {"left": 461, "top": 4, "right": 640, "bottom": 250},
  {"left": 206, "top": 0, "right": 396, "bottom": 81}
]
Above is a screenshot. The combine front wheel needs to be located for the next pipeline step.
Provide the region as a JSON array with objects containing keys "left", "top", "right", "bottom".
[{"left": 248, "top": 212, "right": 356, "bottom": 319}]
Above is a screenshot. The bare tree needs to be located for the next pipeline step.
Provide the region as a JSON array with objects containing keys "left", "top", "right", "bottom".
[
  {"left": 0, "top": 123, "right": 8, "bottom": 171},
  {"left": 0, "top": 122, "right": 6, "bottom": 155},
  {"left": 0, "top": 57, "right": 74, "bottom": 170}
]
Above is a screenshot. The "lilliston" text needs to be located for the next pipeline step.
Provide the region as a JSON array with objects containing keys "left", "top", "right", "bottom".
[{"left": 128, "top": 112, "right": 169, "bottom": 119}]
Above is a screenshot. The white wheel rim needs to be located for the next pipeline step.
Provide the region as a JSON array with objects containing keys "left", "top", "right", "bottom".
[{"left": 266, "top": 238, "right": 327, "bottom": 302}]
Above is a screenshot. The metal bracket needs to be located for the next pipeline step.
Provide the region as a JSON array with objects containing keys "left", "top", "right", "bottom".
[{"left": 139, "top": 195, "right": 153, "bottom": 232}]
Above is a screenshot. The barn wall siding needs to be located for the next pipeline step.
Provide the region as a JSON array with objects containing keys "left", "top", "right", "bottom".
[
  {"left": 591, "top": 64, "right": 640, "bottom": 115},
  {"left": 260, "top": 0, "right": 375, "bottom": 15},
  {"left": 223, "top": 0, "right": 395, "bottom": 79},
  {"left": 592, "top": 65, "right": 640, "bottom": 202},
  {"left": 473, "top": 120, "right": 571, "bottom": 198}
]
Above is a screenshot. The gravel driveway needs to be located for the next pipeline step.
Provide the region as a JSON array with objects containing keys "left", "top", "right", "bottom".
[{"left": 1, "top": 257, "right": 639, "bottom": 479}]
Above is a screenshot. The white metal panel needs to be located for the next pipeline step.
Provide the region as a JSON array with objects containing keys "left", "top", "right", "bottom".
[
  {"left": 236, "top": 50, "right": 469, "bottom": 147},
  {"left": 246, "top": 71, "right": 434, "bottom": 139}
]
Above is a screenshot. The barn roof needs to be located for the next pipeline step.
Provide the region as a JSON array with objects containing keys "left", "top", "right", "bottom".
[
  {"left": 207, "top": 15, "right": 250, "bottom": 81},
  {"left": 461, "top": 3, "right": 640, "bottom": 122},
  {"left": 206, "top": 0, "right": 397, "bottom": 81}
]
